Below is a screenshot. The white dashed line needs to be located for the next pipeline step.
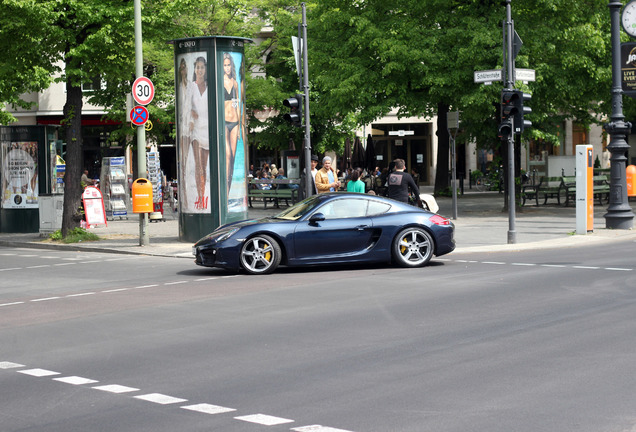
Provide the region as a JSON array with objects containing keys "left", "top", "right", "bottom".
[
  {"left": 606, "top": 267, "right": 632, "bottom": 271},
  {"left": 540, "top": 264, "right": 566, "bottom": 268},
  {"left": 133, "top": 284, "right": 159, "bottom": 290},
  {"left": 235, "top": 414, "right": 294, "bottom": 426},
  {"left": 482, "top": 261, "right": 506, "bottom": 265},
  {"left": 0, "top": 302, "right": 24, "bottom": 307},
  {"left": 164, "top": 281, "right": 188, "bottom": 286},
  {"left": 93, "top": 384, "right": 140, "bottom": 394},
  {"left": 101, "top": 288, "right": 129, "bottom": 293},
  {"left": 18, "top": 368, "right": 60, "bottom": 377},
  {"left": 30, "top": 297, "right": 61, "bottom": 302},
  {"left": 26, "top": 265, "right": 51, "bottom": 269},
  {"left": 0, "top": 268, "right": 22, "bottom": 272},
  {"left": 181, "top": 403, "right": 236, "bottom": 415},
  {"left": 511, "top": 262, "right": 537, "bottom": 266},
  {"left": 53, "top": 376, "right": 99, "bottom": 385},
  {"left": 572, "top": 266, "right": 600, "bottom": 270},
  {"left": 65, "top": 292, "right": 96, "bottom": 298},
  {"left": 54, "top": 263, "right": 76, "bottom": 266},
  {"left": 134, "top": 393, "right": 188, "bottom": 405}
]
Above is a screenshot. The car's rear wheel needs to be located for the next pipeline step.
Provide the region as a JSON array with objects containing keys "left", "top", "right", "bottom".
[
  {"left": 393, "top": 227, "right": 434, "bottom": 267},
  {"left": 240, "top": 234, "right": 281, "bottom": 275}
]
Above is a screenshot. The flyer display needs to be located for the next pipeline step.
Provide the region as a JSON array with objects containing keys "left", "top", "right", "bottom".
[{"left": 82, "top": 186, "right": 107, "bottom": 227}]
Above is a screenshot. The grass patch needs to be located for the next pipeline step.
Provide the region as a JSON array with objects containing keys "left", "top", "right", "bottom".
[{"left": 49, "top": 227, "right": 100, "bottom": 244}]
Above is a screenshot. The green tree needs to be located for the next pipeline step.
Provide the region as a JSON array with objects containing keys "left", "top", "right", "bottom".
[{"left": 308, "top": 0, "right": 613, "bottom": 193}]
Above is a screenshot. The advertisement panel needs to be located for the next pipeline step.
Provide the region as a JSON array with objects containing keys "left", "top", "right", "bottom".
[
  {"left": 621, "top": 42, "right": 636, "bottom": 97},
  {"left": 1, "top": 141, "right": 38, "bottom": 209}
]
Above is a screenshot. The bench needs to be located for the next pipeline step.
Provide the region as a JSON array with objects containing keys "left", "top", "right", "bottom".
[
  {"left": 562, "top": 175, "right": 610, "bottom": 206},
  {"left": 248, "top": 178, "right": 299, "bottom": 209}
]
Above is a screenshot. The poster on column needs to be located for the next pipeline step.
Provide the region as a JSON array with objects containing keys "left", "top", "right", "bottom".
[
  {"left": 1, "top": 141, "right": 38, "bottom": 209},
  {"left": 222, "top": 51, "right": 247, "bottom": 214},
  {"left": 176, "top": 51, "right": 210, "bottom": 214}
]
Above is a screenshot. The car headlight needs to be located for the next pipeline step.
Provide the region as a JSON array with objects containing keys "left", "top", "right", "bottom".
[{"left": 207, "top": 227, "right": 240, "bottom": 242}]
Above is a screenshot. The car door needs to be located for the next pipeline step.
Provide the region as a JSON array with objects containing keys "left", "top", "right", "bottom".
[{"left": 292, "top": 197, "right": 374, "bottom": 262}]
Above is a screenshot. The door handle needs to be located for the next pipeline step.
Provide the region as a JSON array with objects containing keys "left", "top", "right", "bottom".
[{"left": 355, "top": 225, "right": 369, "bottom": 231}]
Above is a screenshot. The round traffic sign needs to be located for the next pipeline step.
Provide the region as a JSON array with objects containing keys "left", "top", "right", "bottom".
[
  {"left": 130, "top": 106, "right": 149, "bottom": 126},
  {"left": 132, "top": 77, "right": 155, "bottom": 105}
]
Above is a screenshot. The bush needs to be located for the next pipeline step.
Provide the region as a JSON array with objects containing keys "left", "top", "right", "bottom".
[{"left": 49, "top": 227, "right": 100, "bottom": 244}]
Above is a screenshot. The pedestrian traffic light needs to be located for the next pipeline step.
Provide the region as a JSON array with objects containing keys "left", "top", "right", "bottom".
[
  {"left": 498, "top": 120, "right": 512, "bottom": 141},
  {"left": 500, "top": 89, "right": 517, "bottom": 126},
  {"left": 283, "top": 94, "right": 303, "bottom": 127}
]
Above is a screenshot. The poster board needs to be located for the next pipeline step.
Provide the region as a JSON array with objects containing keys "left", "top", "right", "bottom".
[{"left": 82, "top": 186, "right": 107, "bottom": 227}]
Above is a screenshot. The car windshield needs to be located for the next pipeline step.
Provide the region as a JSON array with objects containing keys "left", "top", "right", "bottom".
[{"left": 273, "top": 195, "right": 326, "bottom": 220}]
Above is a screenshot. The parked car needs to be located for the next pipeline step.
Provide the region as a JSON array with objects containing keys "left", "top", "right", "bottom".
[{"left": 193, "top": 192, "right": 454, "bottom": 274}]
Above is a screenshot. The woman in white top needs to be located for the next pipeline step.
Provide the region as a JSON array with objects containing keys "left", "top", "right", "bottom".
[
  {"left": 190, "top": 56, "right": 209, "bottom": 210},
  {"left": 177, "top": 58, "right": 194, "bottom": 209}
]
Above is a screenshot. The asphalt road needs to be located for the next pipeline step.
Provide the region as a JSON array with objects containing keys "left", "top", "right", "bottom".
[{"left": 1, "top": 240, "right": 635, "bottom": 432}]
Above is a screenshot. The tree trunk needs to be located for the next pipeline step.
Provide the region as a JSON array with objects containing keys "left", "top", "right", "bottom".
[
  {"left": 61, "top": 76, "right": 84, "bottom": 237},
  {"left": 434, "top": 102, "right": 450, "bottom": 194}
]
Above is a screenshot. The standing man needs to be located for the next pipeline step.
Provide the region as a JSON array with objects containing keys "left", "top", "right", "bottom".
[
  {"left": 315, "top": 156, "right": 340, "bottom": 193},
  {"left": 387, "top": 158, "right": 419, "bottom": 204}
]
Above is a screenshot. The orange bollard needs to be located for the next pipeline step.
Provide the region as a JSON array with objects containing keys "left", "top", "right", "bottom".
[{"left": 627, "top": 165, "right": 636, "bottom": 197}]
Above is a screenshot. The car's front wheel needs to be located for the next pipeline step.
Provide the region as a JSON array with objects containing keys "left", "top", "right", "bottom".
[
  {"left": 393, "top": 227, "right": 434, "bottom": 267},
  {"left": 240, "top": 234, "right": 282, "bottom": 275}
]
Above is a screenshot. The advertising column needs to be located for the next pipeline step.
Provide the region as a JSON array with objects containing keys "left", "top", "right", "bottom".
[{"left": 174, "top": 36, "right": 251, "bottom": 242}]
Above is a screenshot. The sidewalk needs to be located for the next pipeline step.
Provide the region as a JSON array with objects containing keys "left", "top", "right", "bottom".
[{"left": 1, "top": 190, "right": 635, "bottom": 258}]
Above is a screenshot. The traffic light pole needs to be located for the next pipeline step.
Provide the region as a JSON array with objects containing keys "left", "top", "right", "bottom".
[
  {"left": 504, "top": 0, "right": 517, "bottom": 244},
  {"left": 301, "top": 3, "right": 312, "bottom": 199}
]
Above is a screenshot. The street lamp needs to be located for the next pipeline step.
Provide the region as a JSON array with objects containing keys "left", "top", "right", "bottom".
[{"left": 604, "top": 1, "right": 635, "bottom": 229}]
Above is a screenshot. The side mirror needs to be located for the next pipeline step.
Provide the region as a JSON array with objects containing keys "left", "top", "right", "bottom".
[{"left": 309, "top": 212, "right": 325, "bottom": 223}]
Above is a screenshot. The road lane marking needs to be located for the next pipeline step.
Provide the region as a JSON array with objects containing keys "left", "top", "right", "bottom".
[
  {"left": 26, "top": 265, "right": 51, "bottom": 269},
  {"left": 292, "top": 426, "right": 355, "bottom": 432},
  {"left": 30, "top": 297, "right": 61, "bottom": 302},
  {"left": 235, "top": 414, "right": 294, "bottom": 426},
  {"left": 18, "top": 368, "right": 60, "bottom": 377},
  {"left": 93, "top": 384, "right": 140, "bottom": 394},
  {"left": 606, "top": 267, "right": 632, "bottom": 271},
  {"left": 133, "top": 284, "right": 159, "bottom": 289},
  {"left": 0, "top": 302, "right": 25, "bottom": 307},
  {"left": 134, "top": 393, "right": 188, "bottom": 405},
  {"left": 65, "top": 292, "right": 96, "bottom": 298},
  {"left": 181, "top": 403, "right": 236, "bottom": 415},
  {"left": 164, "top": 281, "right": 188, "bottom": 285},
  {"left": 0, "top": 362, "right": 24, "bottom": 369},
  {"left": 53, "top": 376, "right": 99, "bottom": 385},
  {"left": 572, "top": 265, "right": 600, "bottom": 270},
  {"left": 101, "top": 288, "right": 129, "bottom": 293}
]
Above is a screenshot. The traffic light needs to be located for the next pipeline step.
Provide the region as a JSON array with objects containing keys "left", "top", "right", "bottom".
[
  {"left": 515, "top": 91, "right": 532, "bottom": 133},
  {"left": 500, "top": 89, "right": 532, "bottom": 135},
  {"left": 498, "top": 120, "right": 512, "bottom": 141},
  {"left": 283, "top": 94, "right": 303, "bottom": 127}
]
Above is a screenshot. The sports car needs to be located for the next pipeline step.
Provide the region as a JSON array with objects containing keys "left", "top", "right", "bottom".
[{"left": 193, "top": 192, "right": 454, "bottom": 274}]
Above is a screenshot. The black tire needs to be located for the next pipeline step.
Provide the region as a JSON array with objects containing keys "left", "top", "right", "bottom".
[
  {"left": 392, "top": 227, "right": 434, "bottom": 268},
  {"left": 239, "top": 234, "right": 282, "bottom": 275}
]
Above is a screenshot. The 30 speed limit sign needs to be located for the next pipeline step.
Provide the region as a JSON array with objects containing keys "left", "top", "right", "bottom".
[{"left": 132, "top": 77, "right": 154, "bottom": 106}]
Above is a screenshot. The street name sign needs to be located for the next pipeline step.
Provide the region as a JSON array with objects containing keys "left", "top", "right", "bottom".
[
  {"left": 474, "top": 69, "right": 503, "bottom": 84},
  {"left": 515, "top": 68, "right": 536, "bottom": 83}
]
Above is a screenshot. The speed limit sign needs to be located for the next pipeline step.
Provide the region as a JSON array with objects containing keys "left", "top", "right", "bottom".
[{"left": 132, "top": 77, "right": 154, "bottom": 106}]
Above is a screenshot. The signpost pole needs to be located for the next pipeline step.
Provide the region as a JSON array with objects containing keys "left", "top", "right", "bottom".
[
  {"left": 134, "top": 0, "right": 148, "bottom": 246},
  {"left": 504, "top": 0, "right": 517, "bottom": 244}
]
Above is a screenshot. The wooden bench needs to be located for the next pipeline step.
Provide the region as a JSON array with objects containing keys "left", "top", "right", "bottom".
[
  {"left": 536, "top": 177, "right": 562, "bottom": 205},
  {"left": 248, "top": 178, "right": 299, "bottom": 209},
  {"left": 562, "top": 175, "right": 610, "bottom": 206}
]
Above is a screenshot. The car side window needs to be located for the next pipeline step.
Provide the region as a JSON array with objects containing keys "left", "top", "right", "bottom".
[
  {"left": 319, "top": 199, "right": 368, "bottom": 219},
  {"left": 366, "top": 201, "right": 391, "bottom": 216}
]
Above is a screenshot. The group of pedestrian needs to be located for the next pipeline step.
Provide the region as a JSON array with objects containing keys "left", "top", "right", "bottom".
[{"left": 310, "top": 155, "right": 419, "bottom": 205}]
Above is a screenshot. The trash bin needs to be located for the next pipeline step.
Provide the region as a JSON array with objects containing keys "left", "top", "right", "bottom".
[
  {"left": 627, "top": 165, "right": 636, "bottom": 197},
  {"left": 132, "top": 178, "right": 154, "bottom": 213}
]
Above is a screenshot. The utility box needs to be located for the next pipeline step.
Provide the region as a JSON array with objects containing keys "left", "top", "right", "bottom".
[
  {"left": 132, "top": 178, "right": 153, "bottom": 213},
  {"left": 38, "top": 194, "right": 64, "bottom": 235}
]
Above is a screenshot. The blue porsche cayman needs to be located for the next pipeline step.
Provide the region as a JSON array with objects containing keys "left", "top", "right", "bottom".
[{"left": 193, "top": 192, "right": 455, "bottom": 275}]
